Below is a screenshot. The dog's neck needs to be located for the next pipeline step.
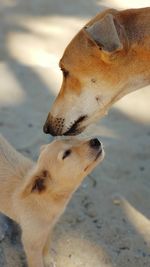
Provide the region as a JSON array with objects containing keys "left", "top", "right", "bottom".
[{"left": 121, "top": 8, "right": 150, "bottom": 90}]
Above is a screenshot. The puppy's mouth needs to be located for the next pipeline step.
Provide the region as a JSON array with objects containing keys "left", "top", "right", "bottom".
[
  {"left": 95, "top": 148, "right": 103, "bottom": 161},
  {"left": 84, "top": 138, "right": 104, "bottom": 172},
  {"left": 84, "top": 149, "right": 103, "bottom": 172},
  {"left": 89, "top": 138, "right": 104, "bottom": 163}
]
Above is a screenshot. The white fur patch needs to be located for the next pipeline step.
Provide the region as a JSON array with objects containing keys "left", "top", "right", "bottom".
[{"left": 64, "top": 81, "right": 112, "bottom": 129}]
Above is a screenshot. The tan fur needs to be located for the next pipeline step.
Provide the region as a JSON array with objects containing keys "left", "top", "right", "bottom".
[
  {"left": 0, "top": 135, "right": 104, "bottom": 267},
  {"left": 43, "top": 7, "right": 150, "bottom": 136}
]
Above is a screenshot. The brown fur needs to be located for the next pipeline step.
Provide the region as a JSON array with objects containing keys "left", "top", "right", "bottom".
[
  {"left": 0, "top": 135, "right": 104, "bottom": 267},
  {"left": 43, "top": 7, "right": 150, "bottom": 136}
]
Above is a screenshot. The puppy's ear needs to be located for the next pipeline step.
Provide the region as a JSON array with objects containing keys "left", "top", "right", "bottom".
[
  {"left": 84, "top": 13, "right": 127, "bottom": 54},
  {"left": 22, "top": 169, "right": 51, "bottom": 197},
  {"left": 31, "top": 170, "right": 49, "bottom": 193}
]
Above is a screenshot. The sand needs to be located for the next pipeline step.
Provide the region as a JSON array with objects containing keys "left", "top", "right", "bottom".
[{"left": 0, "top": 0, "right": 150, "bottom": 266}]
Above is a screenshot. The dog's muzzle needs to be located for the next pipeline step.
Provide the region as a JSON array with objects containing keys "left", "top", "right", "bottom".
[
  {"left": 43, "top": 114, "right": 87, "bottom": 136},
  {"left": 43, "top": 113, "right": 65, "bottom": 136}
]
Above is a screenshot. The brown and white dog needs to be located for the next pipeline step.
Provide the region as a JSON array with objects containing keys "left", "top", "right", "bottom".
[
  {"left": 0, "top": 135, "right": 104, "bottom": 267},
  {"left": 43, "top": 7, "right": 150, "bottom": 136}
]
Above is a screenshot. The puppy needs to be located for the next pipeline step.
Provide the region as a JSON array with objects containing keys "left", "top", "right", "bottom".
[{"left": 0, "top": 135, "right": 104, "bottom": 267}]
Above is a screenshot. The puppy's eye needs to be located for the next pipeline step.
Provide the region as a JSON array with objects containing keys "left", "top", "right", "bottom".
[{"left": 62, "top": 149, "right": 71, "bottom": 159}]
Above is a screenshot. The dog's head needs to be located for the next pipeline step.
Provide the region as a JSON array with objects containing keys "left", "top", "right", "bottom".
[
  {"left": 43, "top": 9, "right": 130, "bottom": 136},
  {"left": 22, "top": 138, "right": 104, "bottom": 199}
]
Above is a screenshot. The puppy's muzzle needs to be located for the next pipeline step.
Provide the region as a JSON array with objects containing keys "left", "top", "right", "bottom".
[
  {"left": 89, "top": 138, "right": 103, "bottom": 160},
  {"left": 89, "top": 138, "right": 102, "bottom": 151}
]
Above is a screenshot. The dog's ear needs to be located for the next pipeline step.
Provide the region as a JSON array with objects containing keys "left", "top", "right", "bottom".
[
  {"left": 84, "top": 13, "right": 127, "bottom": 54},
  {"left": 22, "top": 169, "right": 51, "bottom": 197}
]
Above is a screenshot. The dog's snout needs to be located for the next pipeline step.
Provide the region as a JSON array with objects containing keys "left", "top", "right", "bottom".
[
  {"left": 43, "top": 123, "right": 49, "bottom": 134},
  {"left": 89, "top": 138, "right": 101, "bottom": 149},
  {"left": 43, "top": 115, "right": 66, "bottom": 136},
  {"left": 43, "top": 122, "right": 57, "bottom": 136}
]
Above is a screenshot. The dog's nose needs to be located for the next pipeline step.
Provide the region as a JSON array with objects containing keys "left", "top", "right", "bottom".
[
  {"left": 43, "top": 123, "right": 49, "bottom": 134},
  {"left": 43, "top": 122, "right": 57, "bottom": 136},
  {"left": 89, "top": 138, "right": 101, "bottom": 149}
]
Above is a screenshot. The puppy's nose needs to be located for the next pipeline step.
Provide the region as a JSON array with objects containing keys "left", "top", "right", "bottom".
[{"left": 89, "top": 138, "right": 101, "bottom": 149}]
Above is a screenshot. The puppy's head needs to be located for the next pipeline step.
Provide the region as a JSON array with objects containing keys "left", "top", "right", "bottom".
[{"left": 22, "top": 138, "right": 104, "bottom": 199}]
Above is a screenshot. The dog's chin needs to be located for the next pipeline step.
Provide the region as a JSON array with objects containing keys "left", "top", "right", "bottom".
[
  {"left": 63, "top": 115, "right": 88, "bottom": 136},
  {"left": 63, "top": 125, "right": 86, "bottom": 136}
]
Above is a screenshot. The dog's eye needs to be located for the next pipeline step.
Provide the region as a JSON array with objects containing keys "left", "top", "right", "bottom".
[
  {"left": 61, "top": 68, "right": 69, "bottom": 78},
  {"left": 62, "top": 149, "right": 71, "bottom": 159}
]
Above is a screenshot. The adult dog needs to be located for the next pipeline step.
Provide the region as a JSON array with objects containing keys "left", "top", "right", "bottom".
[
  {"left": 43, "top": 7, "right": 150, "bottom": 136},
  {"left": 0, "top": 135, "right": 104, "bottom": 267}
]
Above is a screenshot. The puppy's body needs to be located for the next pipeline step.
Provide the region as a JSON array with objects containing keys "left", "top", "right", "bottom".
[
  {"left": 0, "top": 135, "right": 33, "bottom": 220},
  {"left": 43, "top": 7, "right": 150, "bottom": 136},
  {"left": 0, "top": 135, "right": 104, "bottom": 267}
]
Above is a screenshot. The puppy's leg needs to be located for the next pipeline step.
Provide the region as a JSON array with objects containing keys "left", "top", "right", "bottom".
[
  {"left": 43, "top": 233, "right": 56, "bottom": 267},
  {"left": 22, "top": 227, "right": 49, "bottom": 267}
]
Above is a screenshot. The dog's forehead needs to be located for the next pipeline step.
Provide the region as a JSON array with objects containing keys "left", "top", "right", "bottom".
[
  {"left": 60, "top": 39, "right": 103, "bottom": 76},
  {"left": 60, "top": 32, "right": 92, "bottom": 67}
]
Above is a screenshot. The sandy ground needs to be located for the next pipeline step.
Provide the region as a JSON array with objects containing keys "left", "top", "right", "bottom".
[{"left": 0, "top": 0, "right": 150, "bottom": 266}]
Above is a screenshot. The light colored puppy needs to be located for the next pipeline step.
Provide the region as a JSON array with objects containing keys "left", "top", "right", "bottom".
[{"left": 0, "top": 135, "right": 104, "bottom": 267}]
